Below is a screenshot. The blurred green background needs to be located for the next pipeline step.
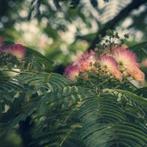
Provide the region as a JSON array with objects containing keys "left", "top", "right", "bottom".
[{"left": 0, "top": 0, "right": 147, "bottom": 67}]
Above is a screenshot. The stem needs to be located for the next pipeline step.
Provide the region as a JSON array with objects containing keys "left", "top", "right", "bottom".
[{"left": 88, "top": 0, "right": 147, "bottom": 50}]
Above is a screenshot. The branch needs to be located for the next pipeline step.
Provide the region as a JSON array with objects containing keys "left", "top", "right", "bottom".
[
  {"left": 54, "top": 0, "right": 147, "bottom": 73},
  {"left": 88, "top": 0, "right": 147, "bottom": 50}
]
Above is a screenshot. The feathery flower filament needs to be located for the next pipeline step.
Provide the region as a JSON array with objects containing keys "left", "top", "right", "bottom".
[
  {"left": 112, "top": 46, "right": 145, "bottom": 82},
  {"left": 75, "top": 50, "right": 96, "bottom": 72},
  {"left": 98, "top": 55, "right": 122, "bottom": 80},
  {"left": 127, "top": 67, "right": 145, "bottom": 83},
  {"left": 64, "top": 64, "right": 79, "bottom": 80},
  {"left": 112, "top": 47, "right": 139, "bottom": 69},
  {"left": 65, "top": 44, "right": 145, "bottom": 83}
]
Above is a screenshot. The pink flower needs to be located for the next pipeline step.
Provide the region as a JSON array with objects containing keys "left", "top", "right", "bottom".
[
  {"left": 112, "top": 47, "right": 139, "bottom": 68},
  {"left": 75, "top": 50, "right": 96, "bottom": 72},
  {"left": 98, "top": 55, "right": 122, "bottom": 80},
  {"left": 112, "top": 47, "right": 145, "bottom": 82},
  {"left": 8, "top": 44, "right": 26, "bottom": 59},
  {"left": 64, "top": 51, "right": 96, "bottom": 80},
  {"left": 128, "top": 67, "right": 145, "bottom": 82},
  {"left": 64, "top": 64, "right": 80, "bottom": 80},
  {"left": 0, "top": 44, "right": 26, "bottom": 59}
]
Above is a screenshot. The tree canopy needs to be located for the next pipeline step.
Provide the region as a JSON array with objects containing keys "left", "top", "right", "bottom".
[{"left": 0, "top": 0, "right": 147, "bottom": 147}]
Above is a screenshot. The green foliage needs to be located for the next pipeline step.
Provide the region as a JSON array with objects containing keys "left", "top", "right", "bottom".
[
  {"left": 79, "top": 93, "right": 147, "bottom": 147},
  {"left": 130, "top": 42, "right": 147, "bottom": 62},
  {"left": 0, "top": 42, "right": 147, "bottom": 147}
]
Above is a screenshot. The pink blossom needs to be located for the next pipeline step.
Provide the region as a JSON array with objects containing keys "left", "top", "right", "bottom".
[
  {"left": 8, "top": 44, "right": 26, "bottom": 59},
  {"left": 64, "top": 64, "right": 80, "bottom": 80},
  {"left": 0, "top": 44, "right": 26, "bottom": 59},
  {"left": 112, "top": 47, "right": 139, "bottom": 68},
  {"left": 128, "top": 67, "right": 145, "bottom": 82},
  {"left": 112, "top": 47, "right": 145, "bottom": 82},
  {"left": 75, "top": 50, "right": 96, "bottom": 72},
  {"left": 98, "top": 55, "right": 122, "bottom": 80},
  {"left": 64, "top": 51, "right": 96, "bottom": 80}
]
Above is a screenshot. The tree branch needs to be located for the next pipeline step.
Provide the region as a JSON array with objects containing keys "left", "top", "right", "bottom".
[{"left": 88, "top": 0, "right": 147, "bottom": 50}]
